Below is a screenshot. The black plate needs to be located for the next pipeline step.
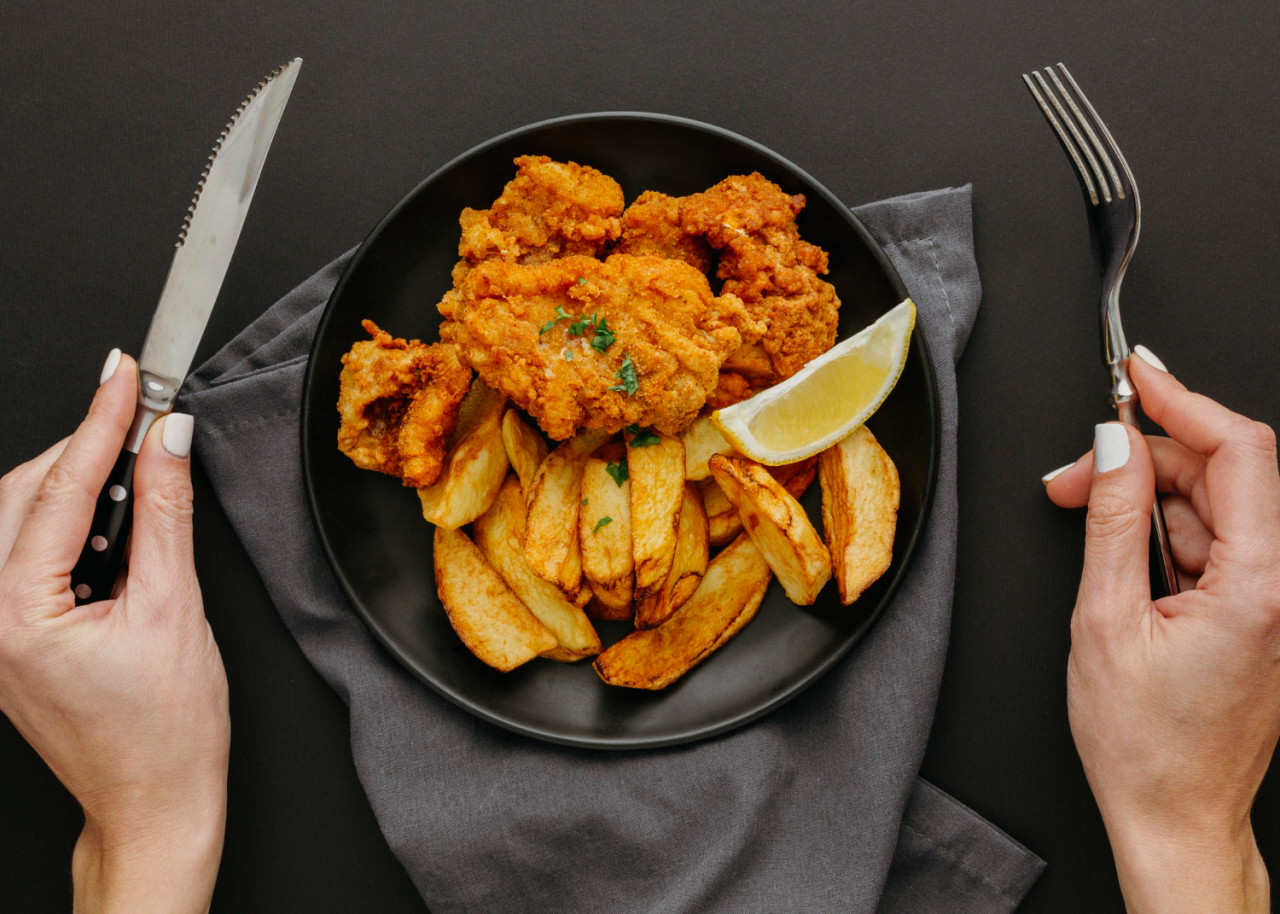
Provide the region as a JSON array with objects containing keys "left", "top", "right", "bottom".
[{"left": 302, "top": 113, "right": 939, "bottom": 749}]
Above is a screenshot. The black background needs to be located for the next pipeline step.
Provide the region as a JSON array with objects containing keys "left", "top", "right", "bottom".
[{"left": 3, "top": 2, "right": 1278, "bottom": 911}]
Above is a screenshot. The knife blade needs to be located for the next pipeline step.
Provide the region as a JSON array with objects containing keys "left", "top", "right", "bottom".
[{"left": 70, "top": 58, "right": 302, "bottom": 605}]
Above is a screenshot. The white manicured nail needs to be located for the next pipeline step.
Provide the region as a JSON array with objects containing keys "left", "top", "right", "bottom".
[
  {"left": 1094, "top": 423, "right": 1130, "bottom": 473},
  {"left": 1041, "top": 463, "right": 1074, "bottom": 484},
  {"left": 162, "top": 414, "right": 194, "bottom": 459},
  {"left": 99, "top": 348, "right": 121, "bottom": 385},
  {"left": 1132, "top": 345, "right": 1168, "bottom": 373}
]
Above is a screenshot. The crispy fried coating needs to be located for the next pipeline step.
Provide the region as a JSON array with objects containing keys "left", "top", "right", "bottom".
[
  {"left": 448, "top": 155, "right": 624, "bottom": 287},
  {"left": 442, "top": 254, "right": 763, "bottom": 440},
  {"left": 337, "top": 320, "right": 471, "bottom": 487},
  {"left": 705, "top": 370, "right": 755, "bottom": 410},
  {"left": 614, "top": 190, "right": 713, "bottom": 273},
  {"left": 680, "top": 172, "right": 840, "bottom": 380}
]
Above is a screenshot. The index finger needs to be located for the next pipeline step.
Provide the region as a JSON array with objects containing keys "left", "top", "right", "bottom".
[
  {"left": 1132, "top": 353, "right": 1267, "bottom": 459},
  {"left": 0, "top": 437, "right": 70, "bottom": 568},
  {"left": 5, "top": 353, "right": 139, "bottom": 580},
  {"left": 1131, "top": 350, "right": 1280, "bottom": 546}
]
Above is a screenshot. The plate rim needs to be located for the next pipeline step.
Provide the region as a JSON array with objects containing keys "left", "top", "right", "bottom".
[{"left": 301, "top": 111, "right": 941, "bottom": 749}]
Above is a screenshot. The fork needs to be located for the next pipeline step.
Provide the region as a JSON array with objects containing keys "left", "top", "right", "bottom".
[{"left": 1023, "top": 62, "right": 1180, "bottom": 596}]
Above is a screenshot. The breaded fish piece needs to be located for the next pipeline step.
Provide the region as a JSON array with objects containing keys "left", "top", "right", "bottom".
[
  {"left": 447, "top": 155, "right": 625, "bottom": 290},
  {"left": 614, "top": 190, "right": 713, "bottom": 273},
  {"left": 442, "top": 254, "right": 763, "bottom": 440},
  {"left": 680, "top": 172, "right": 840, "bottom": 381},
  {"left": 337, "top": 320, "right": 471, "bottom": 487}
]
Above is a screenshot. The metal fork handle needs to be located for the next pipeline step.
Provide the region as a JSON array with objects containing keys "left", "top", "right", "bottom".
[{"left": 1114, "top": 384, "right": 1180, "bottom": 596}]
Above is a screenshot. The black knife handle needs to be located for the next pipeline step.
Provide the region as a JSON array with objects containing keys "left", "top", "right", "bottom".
[{"left": 70, "top": 449, "right": 137, "bottom": 605}]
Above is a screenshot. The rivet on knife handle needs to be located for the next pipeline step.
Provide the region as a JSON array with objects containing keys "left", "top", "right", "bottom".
[{"left": 69, "top": 451, "right": 137, "bottom": 603}]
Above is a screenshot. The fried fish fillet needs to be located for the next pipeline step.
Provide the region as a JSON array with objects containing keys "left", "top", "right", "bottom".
[
  {"left": 614, "top": 190, "right": 713, "bottom": 273},
  {"left": 337, "top": 320, "right": 472, "bottom": 487},
  {"left": 445, "top": 155, "right": 625, "bottom": 292},
  {"left": 442, "top": 254, "right": 763, "bottom": 440},
  {"left": 680, "top": 172, "right": 840, "bottom": 381}
]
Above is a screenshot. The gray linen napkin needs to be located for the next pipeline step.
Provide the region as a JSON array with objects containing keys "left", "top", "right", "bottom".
[{"left": 180, "top": 185, "right": 1045, "bottom": 914}]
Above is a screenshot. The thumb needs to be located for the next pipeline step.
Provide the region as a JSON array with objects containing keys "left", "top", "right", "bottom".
[
  {"left": 128, "top": 414, "right": 199, "bottom": 608},
  {"left": 1080, "top": 422, "right": 1154, "bottom": 614}
]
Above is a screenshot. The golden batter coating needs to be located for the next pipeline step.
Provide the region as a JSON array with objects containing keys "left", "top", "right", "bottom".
[
  {"left": 449, "top": 155, "right": 624, "bottom": 283},
  {"left": 441, "top": 254, "right": 763, "bottom": 440},
  {"left": 680, "top": 172, "right": 840, "bottom": 381},
  {"left": 614, "top": 190, "right": 714, "bottom": 273},
  {"left": 337, "top": 320, "right": 471, "bottom": 487}
]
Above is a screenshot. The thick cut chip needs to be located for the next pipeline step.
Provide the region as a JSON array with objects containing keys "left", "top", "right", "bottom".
[
  {"left": 769, "top": 456, "right": 818, "bottom": 499},
  {"left": 524, "top": 430, "right": 610, "bottom": 593},
  {"left": 418, "top": 380, "right": 509, "bottom": 529},
  {"left": 433, "top": 526, "right": 556, "bottom": 671},
  {"left": 473, "top": 477, "right": 601, "bottom": 661},
  {"left": 501, "top": 408, "right": 549, "bottom": 497},
  {"left": 586, "top": 596, "right": 633, "bottom": 623},
  {"left": 699, "top": 477, "right": 743, "bottom": 546},
  {"left": 680, "top": 416, "right": 735, "bottom": 481},
  {"left": 579, "top": 456, "right": 634, "bottom": 614},
  {"left": 594, "top": 534, "right": 771, "bottom": 689},
  {"left": 635, "top": 483, "right": 709, "bottom": 629},
  {"left": 708, "top": 454, "right": 831, "bottom": 605},
  {"left": 627, "top": 433, "right": 686, "bottom": 600},
  {"left": 818, "top": 425, "right": 900, "bottom": 604}
]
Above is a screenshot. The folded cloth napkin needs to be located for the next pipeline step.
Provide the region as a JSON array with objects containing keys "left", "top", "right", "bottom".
[{"left": 180, "top": 185, "right": 1044, "bottom": 914}]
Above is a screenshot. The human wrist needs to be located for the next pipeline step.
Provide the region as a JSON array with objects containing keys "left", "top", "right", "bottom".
[
  {"left": 1105, "top": 812, "right": 1269, "bottom": 914},
  {"left": 72, "top": 798, "right": 226, "bottom": 914}
]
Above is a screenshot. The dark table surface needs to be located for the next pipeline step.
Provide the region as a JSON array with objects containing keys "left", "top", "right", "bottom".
[{"left": 4, "top": 2, "right": 1278, "bottom": 911}]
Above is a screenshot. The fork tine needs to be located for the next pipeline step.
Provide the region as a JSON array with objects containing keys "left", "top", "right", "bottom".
[
  {"left": 1032, "top": 69, "right": 1112, "bottom": 203},
  {"left": 1055, "top": 63, "right": 1137, "bottom": 201},
  {"left": 1022, "top": 72, "right": 1101, "bottom": 205},
  {"left": 1045, "top": 67, "right": 1125, "bottom": 201}
]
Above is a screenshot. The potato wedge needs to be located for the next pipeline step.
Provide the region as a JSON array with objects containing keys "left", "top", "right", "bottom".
[
  {"left": 524, "top": 430, "right": 610, "bottom": 593},
  {"left": 698, "top": 477, "right": 743, "bottom": 546},
  {"left": 588, "top": 578, "right": 634, "bottom": 615},
  {"left": 628, "top": 433, "right": 686, "bottom": 600},
  {"left": 473, "top": 477, "right": 601, "bottom": 661},
  {"left": 680, "top": 416, "right": 734, "bottom": 481},
  {"left": 635, "top": 483, "right": 708, "bottom": 629},
  {"left": 433, "top": 525, "right": 556, "bottom": 671},
  {"left": 708, "top": 454, "right": 831, "bottom": 605},
  {"left": 501, "top": 409, "right": 548, "bottom": 498},
  {"left": 585, "top": 595, "right": 634, "bottom": 623},
  {"left": 769, "top": 456, "right": 818, "bottom": 499},
  {"left": 819, "top": 425, "right": 900, "bottom": 604},
  {"left": 418, "top": 380, "right": 509, "bottom": 529},
  {"left": 579, "top": 456, "right": 634, "bottom": 613},
  {"left": 594, "top": 534, "right": 772, "bottom": 689}
]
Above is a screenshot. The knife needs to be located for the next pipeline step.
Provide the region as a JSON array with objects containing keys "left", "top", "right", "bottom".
[{"left": 70, "top": 58, "right": 302, "bottom": 605}]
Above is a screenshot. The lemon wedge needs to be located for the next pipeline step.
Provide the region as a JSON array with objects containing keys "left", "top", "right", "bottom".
[{"left": 712, "top": 299, "right": 915, "bottom": 465}]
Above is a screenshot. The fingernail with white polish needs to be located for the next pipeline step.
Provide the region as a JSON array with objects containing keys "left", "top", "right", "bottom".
[
  {"left": 162, "top": 414, "right": 194, "bottom": 459},
  {"left": 1041, "top": 463, "right": 1074, "bottom": 484},
  {"left": 99, "top": 348, "right": 121, "bottom": 385},
  {"left": 1094, "top": 423, "right": 1130, "bottom": 473},
  {"left": 1133, "top": 345, "right": 1168, "bottom": 373}
]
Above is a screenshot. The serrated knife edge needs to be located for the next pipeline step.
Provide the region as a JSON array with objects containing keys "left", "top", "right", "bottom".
[{"left": 136, "top": 57, "right": 302, "bottom": 422}]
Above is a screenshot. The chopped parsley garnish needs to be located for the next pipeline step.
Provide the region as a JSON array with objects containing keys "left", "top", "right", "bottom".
[
  {"left": 589, "top": 315, "right": 615, "bottom": 352},
  {"left": 626, "top": 426, "right": 660, "bottom": 448},
  {"left": 567, "top": 311, "right": 597, "bottom": 337},
  {"left": 581, "top": 497, "right": 589, "bottom": 506},
  {"left": 605, "top": 460, "right": 629, "bottom": 486},
  {"left": 578, "top": 276, "right": 588, "bottom": 285},
  {"left": 564, "top": 349, "right": 573, "bottom": 361},
  {"left": 608, "top": 353, "right": 639, "bottom": 396},
  {"left": 592, "top": 516, "right": 613, "bottom": 533},
  {"left": 539, "top": 304, "right": 574, "bottom": 335}
]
